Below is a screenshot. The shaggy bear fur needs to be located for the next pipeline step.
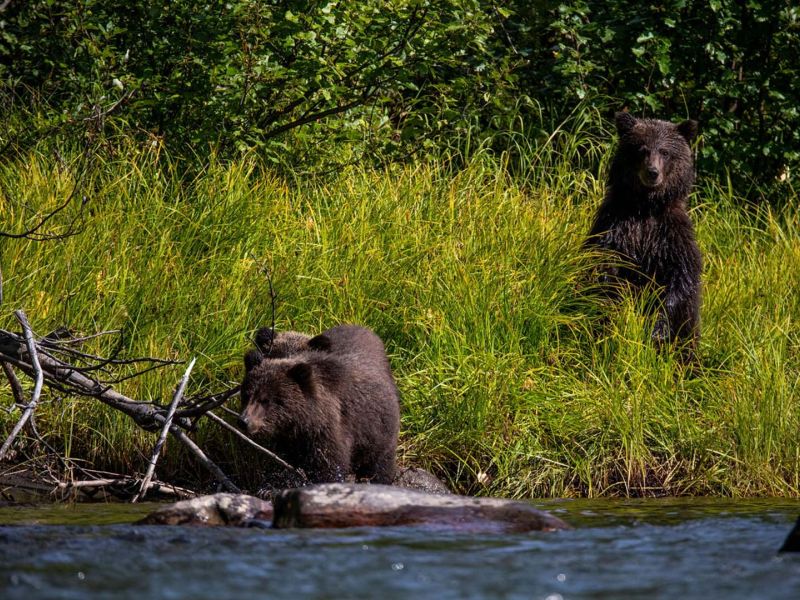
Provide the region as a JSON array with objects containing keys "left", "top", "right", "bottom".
[
  {"left": 240, "top": 325, "right": 400, "bottom": 484},
  {"left": 252, "top": 328, "right": 311, "bottom": 360},
  {"left": 585, "top": 112, "right": 702, "bottom": 347}
]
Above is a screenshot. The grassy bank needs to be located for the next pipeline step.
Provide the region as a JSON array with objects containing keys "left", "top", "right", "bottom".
[{"left": 1, "top": 125, "right": 798, "bottom": 498}]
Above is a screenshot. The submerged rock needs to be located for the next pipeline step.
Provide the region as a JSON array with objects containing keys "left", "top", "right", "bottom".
[
  {"left": 272, "top": 483, "right": 569, "bottom": 533},
  {"left": 779, "top": 517, "right": 800, "bottom": 553},
  {"left": 136, "top": 493, "right": 272, "bottom": 526}
]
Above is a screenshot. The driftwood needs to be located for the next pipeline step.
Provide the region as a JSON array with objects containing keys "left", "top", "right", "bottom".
[
  {"left": 138, "top": 485, "right": 570, "bottom": 533},
  {"left": 0, "top": 470, "right": 195, "bottom": 502},
  {"left": 0, "top": 310, "right": 302, "bottom": 498},
  {"left": 272, "top": 483, "right": 570, "bottom": 533}
]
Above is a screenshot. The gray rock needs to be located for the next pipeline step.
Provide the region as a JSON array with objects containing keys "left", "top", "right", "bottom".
[
  {"left": 272, "top": 483, "right": 569, "bottom": 533},
  {"left": 393, "top": 467, "right": 451, "bottom": 495},
  {"left": 136, "top": 493, "right": 272, "bottom": 526}
]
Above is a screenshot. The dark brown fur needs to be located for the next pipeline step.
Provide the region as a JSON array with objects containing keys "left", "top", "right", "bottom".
[
  {"left": 586, "top": 113, "right": 702, "bottom": 347},
  {"left": 240, "top": 325, "right": 400, "bottom": 484}
]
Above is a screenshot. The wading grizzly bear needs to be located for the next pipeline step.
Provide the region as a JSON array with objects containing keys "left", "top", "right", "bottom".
[
  {"left": 585, "top": 112, "right": 702, "bottom": 349},
  {"left": 239, "top": 325, "right": 400, "bottom": 484}
]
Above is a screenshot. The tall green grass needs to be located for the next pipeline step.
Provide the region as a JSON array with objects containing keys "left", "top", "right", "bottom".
[{"left": 1, "top": 122, "right": 798, "bottom": 497}]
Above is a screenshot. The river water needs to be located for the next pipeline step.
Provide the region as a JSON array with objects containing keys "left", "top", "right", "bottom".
[{"left": 1, "top": 497, "right": 798, "bottom": 599}]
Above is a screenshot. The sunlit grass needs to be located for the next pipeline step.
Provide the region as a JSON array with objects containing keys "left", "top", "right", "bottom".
[{"left": 1, "top": 120, "right": 798, "bottom": 498}]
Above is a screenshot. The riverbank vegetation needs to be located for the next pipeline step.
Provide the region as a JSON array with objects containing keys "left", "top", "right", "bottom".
[
  {"left": 1, "top": 115, "right": 798, "bottom": 497},
  {"left": 1, "top": 1, "right": 799, "bottom": 498}
]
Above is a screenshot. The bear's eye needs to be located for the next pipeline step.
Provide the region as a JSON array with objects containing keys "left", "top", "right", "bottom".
[
  {"left": 637, "top": 146, "right": 648, "bottom": 156},
  {"left": 659, "top": 148, "right": 670, "bottom": 158}
]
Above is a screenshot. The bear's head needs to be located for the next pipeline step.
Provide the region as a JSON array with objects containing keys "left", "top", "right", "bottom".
[
  {"left": 239, "top": 352, "right": 336, "bottom": 439},
  {"left": 614, "top": 112, "right": 698, "bottom": 197},
  {"left": 251, "top": 328, "right": 312, "bottom": 360}
]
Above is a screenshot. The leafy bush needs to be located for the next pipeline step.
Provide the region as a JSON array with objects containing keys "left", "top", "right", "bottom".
[
  {"left": 0, "top": 1, "right": 516, "bottom": 166},
  {"left": 1, "top": 1, "right": 798, "bottom": 198}
]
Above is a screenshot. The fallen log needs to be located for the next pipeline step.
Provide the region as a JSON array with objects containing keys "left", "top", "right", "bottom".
[
  {"left": 273, "top": 484, "right": 569, "bottom": 533},
  {"left": 137, "top": 485, "right": 569, "bottom": 532}
]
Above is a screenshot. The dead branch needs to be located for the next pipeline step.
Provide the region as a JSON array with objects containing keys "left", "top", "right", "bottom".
[
  {"left": 0, "top": 331, "right": 177, "bottom": 430},
  {"left": 0, "top": 319, "right": 239, "bottom": 492},
  {"left": 0, "top": 311, "right": 44, "bottom": 460},
  {"left": 167, "top": 425, "right": 240, "bottom": 493},
  {"left": 57, "top": 478, "right": 194, "bottom": 498},
  {"left": 204, "top": 410, "right": 304, "bottom": 479},
  {"left": 1, "top": 360, "right": 25, "bottom": 408},
  {"left": 133, "top": 357, "right": 196, "bottom": 502},
  {"left": 249, "top": 253, "right": 278, "bottom": 358},
  {"left": 176, "top": 385, "right": 240, "bottom": 419}
]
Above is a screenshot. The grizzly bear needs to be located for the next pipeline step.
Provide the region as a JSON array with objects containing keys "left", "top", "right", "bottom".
[
  {"left": 585, "top": 112, "right": 702, "bottom": 348},
  {"left": 240, "top": 325, "right": 400, "bottom": 484},
  {"left": 252, "top": 328, "right": 311, "bottom": 359}
]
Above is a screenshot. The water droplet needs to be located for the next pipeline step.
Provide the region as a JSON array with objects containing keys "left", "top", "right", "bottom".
[
  {"left": 545, "top": 594, "right": 563, "bottom": 600},
  {"left": 361, "top": 544, "right": 369, "bottom": 550},
  {"left": 391, "top": 562, "right": 404, "bottom": 571},
  {"left": 556, "top": 573, "right": 566, "bottom": 582},
  {"left": 77, "top": 572, "right": 86, "bottom": 580}
]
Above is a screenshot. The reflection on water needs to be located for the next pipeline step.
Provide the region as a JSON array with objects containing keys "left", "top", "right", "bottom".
[{"left": 1, "top": 498, "right": 799, "bottom": 600}]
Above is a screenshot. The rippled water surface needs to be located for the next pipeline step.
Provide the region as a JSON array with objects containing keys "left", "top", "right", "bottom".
[{"left": 1, "top": 498, "right": 798, "bottom": 599}]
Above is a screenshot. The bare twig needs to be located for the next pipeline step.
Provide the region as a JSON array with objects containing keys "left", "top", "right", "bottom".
[
  {"left": 204, "top": 410, "right": 303, "bottom": 478},
  {"left": 0, "top": 311, "right": 44, "bottom": 461},
  {"left": 57, "top": 478, "right": 194, "bottom": 498},
  {"left": 166, "top": 425, "right": 240, "bottom": 493},
  {"left": 43, "top": 329, "right": 122, "bottom": 346},
  {"left": 1, "top": 361, "right": 25, "bottom": 407},
  {"left": 133, "top": 358, "right": 196, "bottom": 502},
  {"left": 176, "top": 385, "right": 240, "bottom": 418},
  {"left": 248, "top": 253, "right": 278, "bottom": 358}
]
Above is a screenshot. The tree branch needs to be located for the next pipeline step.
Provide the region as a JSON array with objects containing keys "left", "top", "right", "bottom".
[
  {"left": 133, "top": 358, "right": 196, "bottom": 502},
  {"left": 204, "top": 410, "right": 304, "bottom": 479},
  {"left": 0, "top": 311, "right": 44, "bottom": 460}
]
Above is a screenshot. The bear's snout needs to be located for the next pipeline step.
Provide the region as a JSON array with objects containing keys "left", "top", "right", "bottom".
[
  {"left": 238, "top": 411, "right": 263, "bottom": 436},
  {"left": 640, "top": 164, "right": 662, "bottom": 188},
  {"left": 237, "top": 413, "right": 251, "bottom": 431}
]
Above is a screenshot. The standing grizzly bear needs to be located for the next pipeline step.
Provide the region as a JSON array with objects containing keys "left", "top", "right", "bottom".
[
  {"left": 585, "top": 112, "right": 702, "bottom": 347},
  {"left": 239, "top": 325, "right": 400, "bottom": 484}
]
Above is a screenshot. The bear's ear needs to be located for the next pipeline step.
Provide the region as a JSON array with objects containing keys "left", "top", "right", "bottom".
[
  {"left": 287, "top": 362, "right": 315, "bottom": 392},
  {"left": 307, "top": 334, "right": 332, "bottom": 352},
  {"left": 677, "top": 119, "right": 698, "bottom": 143},
  {"left": 615, "top": 112, "right": 637, "bottom": 137},
  {"left": 244, "top": 349, "right": 263, "bottom": 372},
  {"left": 254, "top": 327, "right": 275, "bottom": 353}
]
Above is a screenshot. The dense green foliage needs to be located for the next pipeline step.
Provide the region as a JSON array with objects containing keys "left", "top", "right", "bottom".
[
  {"left": 0, "top": 0, "right": 513, "bottom": 166},
  {"left": 1, "top": 121, "right": 798, "bottom": 497},
  {"left": 2, "top": 1, "right": 798, "bottom": 195}
]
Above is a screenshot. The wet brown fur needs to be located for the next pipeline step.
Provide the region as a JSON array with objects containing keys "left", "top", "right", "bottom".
[
  {"left": 240, "top": 325, "right": 400, "bottom": 484},
  {"left": 586, "top": 113, "right": 702, "bottom": 349}
]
